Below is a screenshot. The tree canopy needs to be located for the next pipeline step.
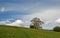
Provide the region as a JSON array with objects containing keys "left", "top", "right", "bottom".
[{"left": 30, "top": 17, "right": 44, "bottom": 29}]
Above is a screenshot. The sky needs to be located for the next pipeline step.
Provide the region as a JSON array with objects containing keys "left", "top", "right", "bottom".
[{"left": 0, "top": 0, "right": 60, "bottom": 30}]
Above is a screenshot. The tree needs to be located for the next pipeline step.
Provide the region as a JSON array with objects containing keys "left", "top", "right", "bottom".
[
  {"left": 53, "top": 26, "right": 60, "bottom": 32},
  {"left": 30, "top": 17, "right": 44, "bottom": 29}
]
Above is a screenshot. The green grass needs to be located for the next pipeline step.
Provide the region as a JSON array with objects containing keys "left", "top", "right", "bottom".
[{"left": 0, "top": 25, "right": 60, "bottom": 38}]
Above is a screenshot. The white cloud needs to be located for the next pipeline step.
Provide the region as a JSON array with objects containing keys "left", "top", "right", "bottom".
[
  {"left": 0, "top": 7, "right": 5, "bottom": 12},
  {"left": 12, "top": 20, "right": 23, "bottom": 25},
  {"left": 0, "top": 19, "right": 27, "bottom": 27},
  {"left": 23, "top": 8, "right": 60, "bottom": 20},
  {"left": 55, "top": 18, "right": 60, "bottom": 23},
  {"left": 7, "top": 20, "right": 24, "bottom": 27},
  {"left": 0, "top": 20, "right": 10, "bottom": 24}
]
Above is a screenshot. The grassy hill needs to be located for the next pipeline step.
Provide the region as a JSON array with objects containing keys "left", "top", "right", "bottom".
[{"left": 0, "top": 25, "right": 60, "bottom": 38}]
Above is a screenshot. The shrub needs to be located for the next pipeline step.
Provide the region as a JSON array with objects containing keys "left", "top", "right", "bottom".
[
  {"left": 53, "top": 26, "right": 60, "bottom": 32},
  {"left": 30, "top": 25, "right": 34, "bottom": 29}
]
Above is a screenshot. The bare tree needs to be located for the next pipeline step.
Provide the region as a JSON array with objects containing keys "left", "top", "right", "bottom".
[{"left": 30, "top": 17, "right": 44, "bottom": 29}]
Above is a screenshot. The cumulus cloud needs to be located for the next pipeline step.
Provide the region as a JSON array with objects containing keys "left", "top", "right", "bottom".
[
  {"left": 0, "top": 7, "right": 5, "bottom": 12},
  {"left": 0, "top": 19, "right": 24, "bottom": 27},
  {"left": 7, "top": 20, "right": 24, "bottom": 27},
  {"left": 0, "top": 20, "right": 10, "bottom": 24},
  {"left": 11, "top": 20, "right": 23, "bottom": 25},
  {"left": 55, "top": 18, "right": 60, "bottom": 23}
]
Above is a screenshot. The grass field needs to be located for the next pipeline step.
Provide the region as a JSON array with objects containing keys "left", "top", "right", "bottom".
[{"left": 0, "top": 25, "right": 60, "bottom": 38}]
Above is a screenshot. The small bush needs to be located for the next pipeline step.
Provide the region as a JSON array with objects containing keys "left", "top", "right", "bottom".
[
  {"left": 30, "top": 25, "right": 34, "bottom": 28},
  {"left": 53, "top": 26, "right": 60, "bottom": 32}
]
